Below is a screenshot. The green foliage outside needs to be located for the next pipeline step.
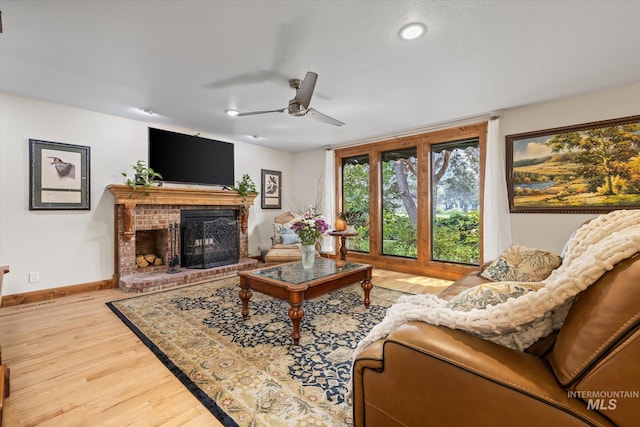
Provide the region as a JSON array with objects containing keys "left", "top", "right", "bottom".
[
  {"left": 432, "top": 211, "right": 480, "bottom": 264},
  {"left": 382, "top": 211, "right": 417, "bottom": 257},
  {"left": 342, "top": 158, "right": 370, "bottom": 252}
]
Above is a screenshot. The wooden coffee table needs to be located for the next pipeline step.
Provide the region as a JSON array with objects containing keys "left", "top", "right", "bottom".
[{"left": 238, "top": 258, "right": 373, "bottom": 345}]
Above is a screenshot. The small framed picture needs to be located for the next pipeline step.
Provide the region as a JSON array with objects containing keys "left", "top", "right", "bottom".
[
  {"left": 29, "top": 139, "right": 91, "bottom": 210},
  {"left": 261, "top": 169, "right": 281, "bottom": 209}
]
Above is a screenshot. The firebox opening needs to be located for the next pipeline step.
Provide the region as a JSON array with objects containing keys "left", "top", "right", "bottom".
[{"left": 135, "top": 229, "right": 168, "bottom": 268}]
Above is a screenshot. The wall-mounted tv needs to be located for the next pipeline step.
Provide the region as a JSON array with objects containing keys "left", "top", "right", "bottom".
[{"left": 148, "top": 127, "right": 235, "bottom": 187}]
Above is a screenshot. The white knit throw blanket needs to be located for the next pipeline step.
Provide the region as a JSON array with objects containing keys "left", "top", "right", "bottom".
[{"left": 346, "top": 209, "right": 640, "bottom": 403}]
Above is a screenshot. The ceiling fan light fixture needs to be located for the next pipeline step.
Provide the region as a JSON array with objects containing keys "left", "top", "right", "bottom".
[
  {"left": 399, "top": 22, "right": 426, "bottom": 40},
  {"left": 225, "top": 109, "right": 239, "bottom": 116}
]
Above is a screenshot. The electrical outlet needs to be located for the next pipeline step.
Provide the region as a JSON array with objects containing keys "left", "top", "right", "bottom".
[{"left": 29, "top": 271, "right": 40, "bottom": 283}]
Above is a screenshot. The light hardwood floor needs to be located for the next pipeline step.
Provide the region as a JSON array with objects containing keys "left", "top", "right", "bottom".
[{"left": 0, "top": 269, "right": 451, "bottom": 426}]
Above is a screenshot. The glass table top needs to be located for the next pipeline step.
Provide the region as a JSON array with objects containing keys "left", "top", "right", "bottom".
[{"left": 252, "top": 258, "right": 365, "bottom": 285}]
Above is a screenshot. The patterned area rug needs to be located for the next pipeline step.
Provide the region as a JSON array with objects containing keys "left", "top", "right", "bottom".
[{"left": 107, "top": 277, "right": 407, "bottom": 426}]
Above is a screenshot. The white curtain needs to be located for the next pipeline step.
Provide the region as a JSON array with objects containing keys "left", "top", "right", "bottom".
[
  {"left": 483, "top": 118, "right": 512, "bottom": 261},
  {"left": 321, "top": 149, "right": 336, "bottom": 253}
]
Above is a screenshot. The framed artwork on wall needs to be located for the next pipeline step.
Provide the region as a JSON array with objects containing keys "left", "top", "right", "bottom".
[
  {"left": 506, "top": 115, "right": 640, "bottom": 213},
  {"left": 29, "top": 139, "right": 91, "bottom": 210},
  {"left": 261, "top": 169, "right": 282, "bottom": 209}
]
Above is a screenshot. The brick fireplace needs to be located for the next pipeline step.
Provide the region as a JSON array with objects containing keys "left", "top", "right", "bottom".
[{"left": 108, "top": 184, "right": 257, "bottom": 292}]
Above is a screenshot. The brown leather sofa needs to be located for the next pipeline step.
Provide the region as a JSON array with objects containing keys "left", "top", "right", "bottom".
[{"left": 352, "top": 252, "right": 640, "bottom": 426}]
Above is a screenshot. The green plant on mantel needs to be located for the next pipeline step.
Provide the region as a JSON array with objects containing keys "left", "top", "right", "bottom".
[
  {"left": 234, "top": 173, "right": 257, "bottom": 214},
  {"left": 121, "top": 160, "right": 163, "bottom": 191}
]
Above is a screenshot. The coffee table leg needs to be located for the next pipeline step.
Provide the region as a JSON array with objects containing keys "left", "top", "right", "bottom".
[
  {"left": 361, "top": 278, "right": 373, "bottom": 308},
  {"left": 288, "top": 291, "right": 305, "bottom": 345},
  {"left": 239, "top": 277, "right": 252, "bottom": 320}
]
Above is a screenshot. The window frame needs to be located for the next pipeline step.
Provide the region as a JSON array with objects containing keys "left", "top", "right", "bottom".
[{"left": 334, "top": 122, "right": 487, "bottom": 280}]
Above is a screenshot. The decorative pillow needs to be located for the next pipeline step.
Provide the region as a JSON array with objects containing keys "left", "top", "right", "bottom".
[
  {"left": 272, "top": 223, "right": 294, "bottom": 245},
  {"left": 480, "top": 245, "right": 562, "bottom": 282},
  {"left": 447, "top": 282, "right": 544, "bottom": 312},
  {"left": 281, "top": 233, "right": 301, "bottom": 245}
]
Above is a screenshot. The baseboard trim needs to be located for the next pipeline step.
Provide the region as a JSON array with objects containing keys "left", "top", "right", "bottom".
[{"left": 0, "top": 279, "right": 116, "bottom": 307}]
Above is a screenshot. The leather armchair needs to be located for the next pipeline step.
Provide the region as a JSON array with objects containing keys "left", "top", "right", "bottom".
[{"left": 352, "top": 252, "right": 640, "bottom": 426}]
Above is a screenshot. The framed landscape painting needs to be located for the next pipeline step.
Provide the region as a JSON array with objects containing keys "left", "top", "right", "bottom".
[
  {"left": 29, "top": 139, "right": 91, "bottom": 210},
  {"left": 506, "top": 115, "right": 640, "bottom": 213},
  {"left": 261, "top": 169, "right": 281, "bottom": 209}
]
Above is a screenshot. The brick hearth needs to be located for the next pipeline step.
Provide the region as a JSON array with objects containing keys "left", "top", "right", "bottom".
[
  {"left": 119, "top": 258, "right": 257, "bottom": 292},
  {"left": 108, "top": 185, "right": 258, "bottom": 292}
]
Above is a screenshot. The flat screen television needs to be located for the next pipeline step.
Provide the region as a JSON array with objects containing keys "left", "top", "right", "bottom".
[{"left": 148, "top": 127, "right": 235, "bottom": 187}]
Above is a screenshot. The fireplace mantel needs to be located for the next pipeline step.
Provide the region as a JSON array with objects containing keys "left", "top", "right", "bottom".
[
  {"left": 107, "top": 184, "right": 256, "bottom": 207},
  {"left": 107, "top": 184, "right": 257, "bottom": 240}
]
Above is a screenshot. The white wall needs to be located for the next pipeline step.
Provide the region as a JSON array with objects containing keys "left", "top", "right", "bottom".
[
  {"left": 292, "top": 148, "right": 328, "bottom": 212},
  {"left": 502, "top": 82, "right": 640, "bottom": 253},
  {"left": 0, "top": 93, "right": 293, "bottom": 295}
]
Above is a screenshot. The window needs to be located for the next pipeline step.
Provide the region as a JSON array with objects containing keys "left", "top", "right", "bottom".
[
  {"left": 382, "top": 147, "right": 418, "bottom": 258},
  {"left": 335, "top": 123, "right": 486, "bottom": 278},
  {"left": 342, "top": 154, "right": 370, "bottom": 252},
  {"left": 431, "top": 139, "right": 480, "bottom": 264}
]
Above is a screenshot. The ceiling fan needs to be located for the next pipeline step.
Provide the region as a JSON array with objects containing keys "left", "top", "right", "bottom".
[{"left": 234, "top": 72, "right": 345, "bottom": 127}]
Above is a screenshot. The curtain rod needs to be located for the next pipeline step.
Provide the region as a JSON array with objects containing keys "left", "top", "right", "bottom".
[{"left": 326, "top": 112, "right": 502, "bottom": 151}]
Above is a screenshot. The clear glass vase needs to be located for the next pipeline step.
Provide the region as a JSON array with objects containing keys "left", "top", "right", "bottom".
[{"left": 301, "top": 244, "right": 315, "bottom": 269}]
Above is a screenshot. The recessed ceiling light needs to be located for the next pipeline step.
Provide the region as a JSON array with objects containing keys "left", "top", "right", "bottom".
[
  {"left": 225, "top": 109, "right": 239, "bottom": 116},
  {"left": 399, "top": 22, "right": 426, "bottom": 40}
]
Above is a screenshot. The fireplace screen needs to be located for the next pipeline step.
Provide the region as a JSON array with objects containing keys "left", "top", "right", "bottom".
[{"left": 181, "top": 210, "right": 239, "bottom": 269}]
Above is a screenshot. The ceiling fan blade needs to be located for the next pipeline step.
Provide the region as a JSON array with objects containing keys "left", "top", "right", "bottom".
[
  {"left": 306, "top": 108, "right": 345, "bottom": 127},
  {"left": 236, "top": 108, "right": 287, "bottom": 116},
  {"left": 295, "top": 72, "right": 318, "bottom": 109}
]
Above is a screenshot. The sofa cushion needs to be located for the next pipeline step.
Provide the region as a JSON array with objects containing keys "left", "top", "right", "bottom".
[
  {"left": 446, "top": 282, "right": 544, "bottom": 311},
  {"left": 271, "top": 244, "right": 301, "bottom": 250},
  {"left": 480, "top": 245, "right": 561, "bottom": 282},
  {"left": 264, "top": 247, "right": 302, "bottom": 263},
  {"left": 281, "top": 233, "right": 301, "bottom": 245},
  {"left": 272, "top": 223, "right": 294, "bottom": 245},
  {"left": 438, "top": 271, "right": 491, "bottom": 301}
]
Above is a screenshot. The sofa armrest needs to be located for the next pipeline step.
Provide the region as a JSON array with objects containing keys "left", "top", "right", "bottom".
[{"left": 352, "top": 322, "right": 611, "bottom": 427}]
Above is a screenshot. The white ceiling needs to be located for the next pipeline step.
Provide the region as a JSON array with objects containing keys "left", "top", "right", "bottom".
[{"left": 1, "top": 0, "right": 639, "bottom": 152}]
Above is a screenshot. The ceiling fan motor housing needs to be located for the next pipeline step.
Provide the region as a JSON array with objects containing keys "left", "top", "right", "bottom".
[{"left": 288, "top": 99, "right": 306, "bottom": 116}]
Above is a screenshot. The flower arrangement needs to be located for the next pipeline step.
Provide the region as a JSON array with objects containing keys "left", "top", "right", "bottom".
[{"left": 291, "top": 207, "right": 330, "bottom": 245}]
